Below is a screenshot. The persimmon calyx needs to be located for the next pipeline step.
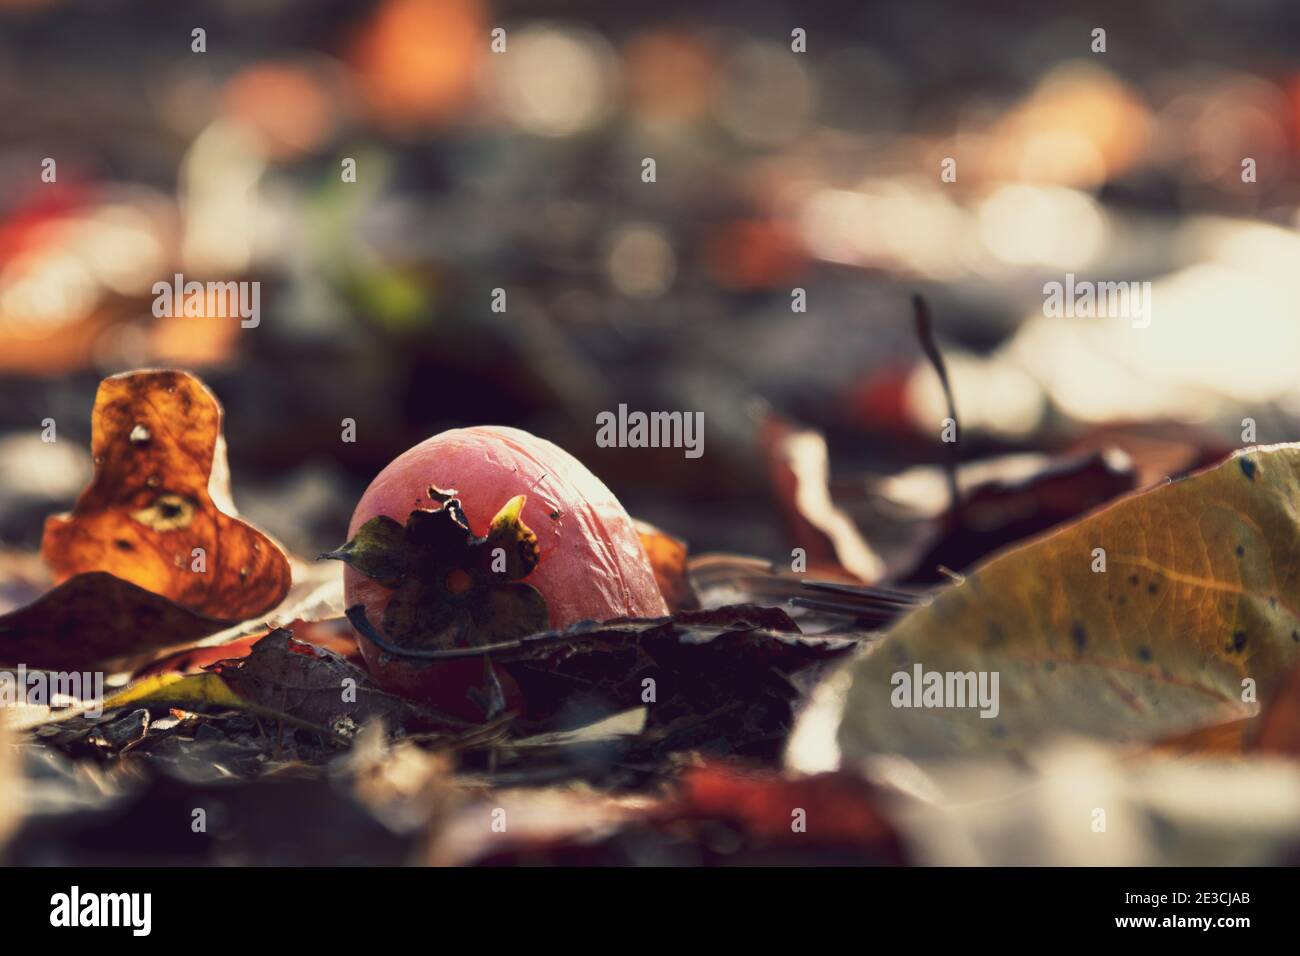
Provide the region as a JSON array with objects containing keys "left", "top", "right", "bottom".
[{"left": 322, "top": 487, "right": 547, "bottom": 650}]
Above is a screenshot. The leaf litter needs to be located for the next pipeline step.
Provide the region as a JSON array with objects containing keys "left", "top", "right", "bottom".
[{"left": 5, "top": 356, "right": 1300, "bottom": 865}]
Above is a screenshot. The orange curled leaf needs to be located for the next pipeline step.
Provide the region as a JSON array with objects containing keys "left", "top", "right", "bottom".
[
  {"left": 42, "top": 369, "right": 290, "bottom": 620},
  {"left": 634, "top": 519, "right": 699, "bottom": 613},
  {"left": 0, "top": 369, "right": 291, "bottom": 669}
]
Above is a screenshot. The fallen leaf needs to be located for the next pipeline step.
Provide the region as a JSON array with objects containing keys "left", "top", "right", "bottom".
[
  {"left": 833, "top": 444, "right": 1300, "bottom": 759},
  {"left": 3, "top": 768, "right": 418, "bottom": 865},
  {"left": 859, "top": 741, "right": 1300, "bottom": 866},
  {"left": 93, "top": 629, "right": 458, "bottom": 738},
  {"left": 635, "top": 519, "right": 699, "bottom": 612},
  {"left": 0, "top": 572, "right": 235, "bottom": 669},
  {"left": 889, "top": 448, "right": 1138, "bottom": 584},
  {"left": 134, "top": 618, "right": 360, "bottom": 678},
  {"left": 433, "top": 787, "right": 649, "bottom": 867},
  {"left": 1252, "top": 659, "right": 1300, "bottom": 757},
  {"left": 1068, "top": 421, "right": 1234, "bottom": 490},
  {"left": 0, "top": 370, "right": 292, "bottom": 668},
  {"left": 340, "top": 722, "right": 456, "bottom": 836},
  {"left": 349, "top": 603, "right": 864, "bottom": 758},
  {"left": 100, "top": 670, "right": 250, "bottom": 717},
  {"left": 789, "top": 580, "right": 927, "bottom": 630},
  {"left": 504, "top": 707, "right": 648, "bottom": 751},
  {"left": 43, "top": 369, "right": 290, "bottom": 617},
  {"left": 208, "top": 629, "right": 433, "bottom": 733},
  {"left": 456, "top": 763, "right": 904, "bottom": 866},
  {"left": 757, "top": 414, "right": 885, "bottom": 582},
  {"left": 666, "top": 763, "right": 904, "bottom": 857},
  {"left": 1151, "top": 716, "right": 1253, "bottom": 757},
  {"left": 684, "top": 553, "right": 867, "bottom": 620},
  {"left": 126, "top": 557, "right": 350, "bottom": 675}
]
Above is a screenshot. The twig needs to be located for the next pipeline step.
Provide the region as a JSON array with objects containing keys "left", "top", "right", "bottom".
[{"left": 912, "top": 294, "right": 962, "bottom": 522}]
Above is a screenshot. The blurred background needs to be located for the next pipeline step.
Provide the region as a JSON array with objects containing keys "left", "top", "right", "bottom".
[{"left": 1, "top": 0, "right": 1298, "bottom": 576}]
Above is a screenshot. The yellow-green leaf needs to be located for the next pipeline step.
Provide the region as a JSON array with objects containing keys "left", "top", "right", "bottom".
[
  {"left": 100, "top": 671, "right": 248, "bottom": 714},
  {"left": 97, "top": 668, "right": 356, "bottom": 741},
  {"left": 836, "top": 445, "right": 1300, "bottom": 759}
]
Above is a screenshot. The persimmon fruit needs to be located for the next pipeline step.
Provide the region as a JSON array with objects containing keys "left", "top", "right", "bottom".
[{"left": 336, "top": 425, "right": 668, "bottom": 717}]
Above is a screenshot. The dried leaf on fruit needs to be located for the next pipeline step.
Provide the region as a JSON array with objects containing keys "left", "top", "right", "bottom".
[{"left": 324, "top": 489, "right": 547, "bottom": 650}]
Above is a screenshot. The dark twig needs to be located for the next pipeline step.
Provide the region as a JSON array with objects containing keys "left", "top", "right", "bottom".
[
  {"left": 912, "top": 294, "right": 962, "bottom": 522},
  {"left": 345, "top": 605, "right": 535, "bottom": 659}
]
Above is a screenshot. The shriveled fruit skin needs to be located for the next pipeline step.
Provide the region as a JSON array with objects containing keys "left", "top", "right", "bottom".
[{"left": 344, "top": 425, "right": 668, "bottom": 711}]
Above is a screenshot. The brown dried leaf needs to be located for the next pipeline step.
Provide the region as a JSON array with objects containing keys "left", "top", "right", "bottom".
[
  {"left": 355, "top": 603, "right": 862, "bottom": 759},
  {"left": 0, "top": 370, "right": 291, "bottom": 668},
  {"left": 757, "top": 414, "right": 885, "bottom": 582},
  {"left": 209, "top": 629, "right": 455, "bottom": 734},
  {"left": 43, "top": 369, "right": 290, "bottom": 618},
  {"left": 0, "top": 572, "right": 230, "bottom": 669},
  {"left": 134, "top": 618, "right": 360, "bottom": 678}
]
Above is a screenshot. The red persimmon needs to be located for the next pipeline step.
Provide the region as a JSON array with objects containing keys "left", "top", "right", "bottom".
[{"left": 337, "top": 425, "right": 668, "bottom": 716}]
